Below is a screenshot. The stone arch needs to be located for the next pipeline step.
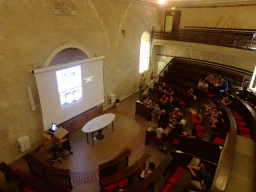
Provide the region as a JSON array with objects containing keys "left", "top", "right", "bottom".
[{"left": 44, "top": 43, "right": 93, "bottom": 67}]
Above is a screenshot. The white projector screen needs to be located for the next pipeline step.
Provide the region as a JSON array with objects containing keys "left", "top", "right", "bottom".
[{"left": 34, "top": 56, "right": 104, "bottom": 131}]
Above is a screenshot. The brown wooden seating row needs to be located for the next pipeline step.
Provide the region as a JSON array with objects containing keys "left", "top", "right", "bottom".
[
  {"left": 100, "top": 152, "right": 151, "bottom": 188},
  {"left": 99, "top": 148, "right": 131, "bottom": 185},
  {"left": 135, "top": 101, "right": 153, "bottom": 121},
  {"left": 123, "top": 155, "right": 172, "bottom": 192},
  {"left": 0, "top": 162, "right": 67, "bottom": 192},
  {"left": 22, "top": 153, "right": 72, "bottom": 190}
]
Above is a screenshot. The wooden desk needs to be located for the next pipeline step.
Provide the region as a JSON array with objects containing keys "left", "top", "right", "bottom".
[{"left": 42, "top": 127, "right": 70, "bottom": 151}]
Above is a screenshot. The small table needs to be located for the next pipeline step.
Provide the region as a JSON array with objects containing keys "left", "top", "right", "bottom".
[{"left": 82, "top": 113, "right": 115, "bottom": 146}]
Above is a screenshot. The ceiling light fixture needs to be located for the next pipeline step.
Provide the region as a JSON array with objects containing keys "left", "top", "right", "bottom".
[{"left": 158, "top": 0, "right": 166, "bottom": 4}]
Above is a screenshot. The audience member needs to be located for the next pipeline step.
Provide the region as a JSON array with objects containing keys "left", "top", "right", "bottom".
[
  {"left": 201, "top": 80, "right": 209, "bottom": 92},
  {"left": 167, "top": 117, "right": 184, "bottom": 144},
  {"left": 205, "top": 104, "right": 217, "bottom": 115},
  {"left": 218, "top": 77, "right": 229, "bottom": 98},
  {"left": 140, "top": 162, "right": 156, "bottom": 179},
  {"left": 187, "top": 87, "right": 194, "bottom": 98},
  {"left": 238, "top": 85, "right": 249, "bottom": 100},
  {"left": 151, "top": 102, "right": 160, "bottom": 119},
  {"left": 158, "top": 110, "right": 169, "bottom": 129},
  {"left": 160, "top": 94, "right": 170, "bottom": 105},
  {"left": 144, "top": 96, "right": 152, "bottom": 106},
  {"left": 197, "top": 79, "right": 203, "bottom": 89},
  {"left": 221, "top": 90, "right": 233, "bottom": 106},
  {"left": 187, "top": 163, "right": 212, "bottom": 191},
  {"left": 152, "top": 124, "right": 164, "bottom": 139},
  {"left": 205, "top": 73, "right": 215, "bottom": 84}
]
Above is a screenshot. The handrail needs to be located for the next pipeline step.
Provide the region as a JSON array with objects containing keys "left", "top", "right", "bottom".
[
  {"left": 142, "top": 57, "right": 173, "bottom": 97},
  {"left": 153, "top": 27, "right": 256, "bottom": 52},
  {"left": 211, "top": 100, "right": 237, "bottom": 192}
]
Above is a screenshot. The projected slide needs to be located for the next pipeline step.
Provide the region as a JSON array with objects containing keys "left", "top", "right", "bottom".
[{"left": 56, "top": 66, "right": 83, "bottom": 109}]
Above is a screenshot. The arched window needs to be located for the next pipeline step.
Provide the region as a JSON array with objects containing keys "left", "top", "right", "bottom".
[{"left": 139, "top": 31, "right": 151, "bottom": 73}]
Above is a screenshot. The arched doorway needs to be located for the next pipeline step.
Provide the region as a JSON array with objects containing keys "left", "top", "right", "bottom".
[{"left": 139, "top": 31, "right": 151, "bottom": 73}]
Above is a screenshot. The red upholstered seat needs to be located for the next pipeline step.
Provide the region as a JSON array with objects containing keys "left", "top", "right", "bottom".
[
  {"left": 197, "top": 131, "right": 204, "bottom": 138},
  {"left": 195, "top": 125, "right": 206, "bottom": 131},
  {"left": 236, "top": 121, "right": 247, "bottom": 127},
  {"left": 167, "top": 167, "right": 186, "bottom": 184},
  {"left": 104, "top": 183, "right": 118, "bottom": 192},
  {"left": 162, "top": 183, "right": 173, "bottom": 192},
  {"left": 193, "top": 119, "right": 202, "bottom": 124},
  {"left": 192, "top": 114, "right": 199, "bottom": 118},
  {"left": 179, "top": 101, "right": 186, "bottom": 106},
  {"left": 213, "top": 138, "right": 225, "bottom": 145},
  {"left": 231, "top": 110, "right": 238, "bottom": 115},
  {"left": 239, "top": 127, "right": 250, "bottom": 133},
  {"left": 207, "top": 93, "right": 215, "bottom": 97},
  {"left": 117, "top": 178, "right": 129, "bottom": 188},
  {"left": 254, "top": 108, "right": 256, "bottom": 112},
  {"left": 173, "top": 138, "right": 179, "bottom": 146},
  {"left": 240, "top": 133, "right": 252, "bottom": 139},
  {"left": 152, "top": 136, "right": 163, "bottom": 143},
  {"left": 234, "top": 115, "right": 243, "bottom": 120},
  {"left": 15, "top": 169, "right": 36, "bottom": 192}
]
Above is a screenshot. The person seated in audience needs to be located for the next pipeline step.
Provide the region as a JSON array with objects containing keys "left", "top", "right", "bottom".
[
  {"left": 158, "top": 110, "right": 169, "bottom": 129},
  {"left": 187, "top": 87, "right": 194, "bottom": 98},
  {"left": 218, "top": 77, "right": 229, "bottom": 98},
  {"left": 205, "top": 104, "right": 217, "bottom": 115},
  {"left": 151, "top": 102, "right": 160, "bottom": 119},
  {"left": 166, "top": 86, "right": 174, "bottom": 96},
  {"left": 147, "top": 99, "right": 155, "bottom": 108},
  {"left": 152, "top": 124, "right": 164, "bottom": 139},
  {"left": 160, "top": 94, "right": 170, "bottom": 105},
  {"left": 238, "top": 85, "right": 249, "bottom": 100},
  {"left": 201, "top": 80, "right": 209, "bottom": 92},
  {"left": 161, "top": 82, "right": 169, "bottom": 93},
  {"left": 221, "top": 90, "right": 233, "bottom": 106},
  {"left": 197, "top": 79, "right": 203, "bottom": 89},
  {"left": 143, "top": 96, "right": 152, "bottom": 106},
  {"left": 213, "top": 75, "right": 222, "bottom": 86},
  {"left": 167, "top": 117, "right": 184, "bottom": 144},
  {"left": 211, "top": 116, "right": 222, "bottom": 129},
  {"left": 205, "top": 73, "right": 215, "bottom": 84},
  {"left": 187, "top": 163, "right": 212, "bottom": 192},
  {"left": 140, "top": 162, "right": 156, "bottom": 179}
]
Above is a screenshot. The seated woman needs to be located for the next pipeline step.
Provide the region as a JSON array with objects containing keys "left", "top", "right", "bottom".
[
  {"left": 166, "top": 87, "right": 174, "bottom": 96},
  {"left": 144, "top": 96, "right": 152, "bottom": 106},
  {"left": 147, "top": 99, "right": 155, "bottom": 108},
  {"left": 151, "top": 102, "right": 160, "bottom": 119},
  {"left": 160, "top": 94, "right": 170, "bottom": 105},
  {"left": 221, "top": 91, "right": 233, "bottom": 106}
]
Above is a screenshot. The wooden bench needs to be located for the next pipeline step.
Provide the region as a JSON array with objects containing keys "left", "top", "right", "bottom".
[
  {"left": 100, "top": 152, "right": 151, "bottom": 191},
  {"left": 23, "top": 153, "right": 72, "bottom": 190},
  {"left": 0, "top": 162, "right": 67, "bottom": 192}
]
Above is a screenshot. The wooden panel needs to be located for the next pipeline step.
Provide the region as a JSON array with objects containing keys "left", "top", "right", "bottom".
[{"left": 59, "top": 105, "right": 103, "bottom": 133}]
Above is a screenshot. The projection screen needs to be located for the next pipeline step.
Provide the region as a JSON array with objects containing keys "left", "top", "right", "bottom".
[{"left": 33, "top": 56, "right": 104, "bottom": 131}]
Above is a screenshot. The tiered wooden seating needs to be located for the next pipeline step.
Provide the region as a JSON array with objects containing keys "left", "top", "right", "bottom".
[
  {"left": 0, "top": 162, "right": 68, "bottom": 192},
  {"left": 23, "top": 153, "right": 72, "bottom": 190},
  {"left": 100, "top": 152, "right": 151, "bottom": 192},
  {"left": 123, "top": 155, "right": 172, "bottom": 192}
]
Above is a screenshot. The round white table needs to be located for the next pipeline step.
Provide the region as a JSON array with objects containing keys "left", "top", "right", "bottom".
[{"left": 82, "top": 113, "right": 115, "bottom": 146}]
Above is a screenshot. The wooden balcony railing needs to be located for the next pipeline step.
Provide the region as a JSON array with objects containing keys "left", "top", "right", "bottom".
[{"left": 153, "top": 26, "right": 256, "bottom": 51}]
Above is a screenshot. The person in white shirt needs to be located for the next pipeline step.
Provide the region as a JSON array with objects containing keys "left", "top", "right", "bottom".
[{"left": 140, "top": 162, "right": 156, "bottom": 179}]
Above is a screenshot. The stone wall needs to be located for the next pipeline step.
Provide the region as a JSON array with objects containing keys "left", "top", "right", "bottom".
[{"left": 0, "top": 0, "right": 159, "bottom": 163}]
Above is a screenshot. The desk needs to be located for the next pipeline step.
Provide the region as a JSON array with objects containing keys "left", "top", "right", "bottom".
[
  {"left": 42, "top": 127, "right": 71, "bottom": 153},
  {"left": 82, "top": 113, "right": 115, "bottom": 146}
]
